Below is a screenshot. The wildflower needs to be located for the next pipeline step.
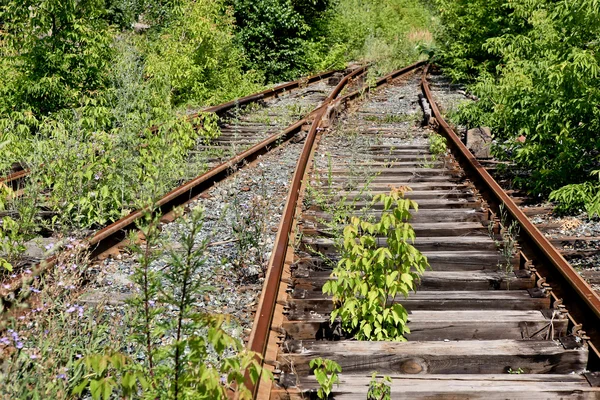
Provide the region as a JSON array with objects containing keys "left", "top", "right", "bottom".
[
  {"left": 0, "top": 337, "right": 10, "bottom": 345},
  {"left": 44, "top": 243, "right": 54, "bottom": 251},
  {"left": 30, "top": 287, "right": 41, "bottom": 293},
  {"left": 24, "top": 269, "right": 32, "bottom": 274},
  {"left": 16, "top": 342, "right": 23, "bottom": 349},
  {"left": 30, "top": 354, "right": 38, "bottom": 360},
  {"left": 94, "top": 172, "right": 103, "bottom": 180},
  {"left": 57, "top": 373, "right": 67, "bottom": 380},
  {"left": 66, "top": 306, "right": 76, "bottom": 314},
  {"left": 2, "top": 284, "right": 9, "bottom": 289},
  {"left": 148, "top": 300, "right": 155, "bottom": 307}
]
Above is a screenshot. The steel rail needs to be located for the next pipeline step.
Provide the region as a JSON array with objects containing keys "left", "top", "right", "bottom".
[
  {"left": 246, "top": 60, "right": 424, "bottom": 398},
  {"left": 421, "top": 64, "right": 600, "bottom": 363},
  {"left": 0, "top": 68, "right": 356, "bottom": 313},
  {"left": 0, "top": 69, "right": 341, "bottom": 188}
]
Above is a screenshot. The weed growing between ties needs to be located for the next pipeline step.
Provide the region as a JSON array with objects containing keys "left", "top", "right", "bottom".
[
  {"left": 428, "top": 132, "right": 447, "bottom": 161},
  {"left": 309, "top": 357, "right": 341, "bottom": 400},
  {"left": 487, "top": 204, "right": 520, "bottom": 275},
  {"left": 229, "top": 172, "right": 270, "bottom": 279},
  {"left": 368, "top": 373, "right": 392, "bottom": 400},
  {"left": 323, "top": 189, "right": 429, "bottom": 341}
]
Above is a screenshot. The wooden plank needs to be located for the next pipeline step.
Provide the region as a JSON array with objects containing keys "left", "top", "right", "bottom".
[
  {"left": 281, "top": 310, "right": 568, "bottom": 341},
  {"left": 330, "top": 190, "right": 475, "bottom": 200},
  {"left": 304, "top": 208, "right": 487, "bottom": 223},
  {"left": 273, "top": 374, "right": 600, "bottom": 400},
  {"left": 286, "top": 290, "right": 551, "bottom": 315},
  {"left": 304, "top": 222, "right": 488, "bottom": 238},
  {"left": 303, "top": 236, "right": 497, "bottom": 253},
  {"left": 293, "top": 270, "right": 535, "bottom": 291},
  {"left": 279, "top": 339, "right": 588, "bottom": 375},
  {"left": 315, "top": 168, "right": 458, "bottom": 176},
  {"left": 311, "top": 175, "right": 463, "bottom": 184},
  {"left": 293, "top": 250, "right": 509, "bottom": 271},
  {"left": 308, "top": 198, "right": 480, "bottom": 210}
]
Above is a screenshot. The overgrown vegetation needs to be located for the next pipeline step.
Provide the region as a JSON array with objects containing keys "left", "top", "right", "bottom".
[
  {"left": 0, "top": 0, "right": 437, "bottom": 272},
  {"left": 434, "top": 0, "right": 600, "bottom": 215},
  {"left": 0, "top": 207, "right": 269, "bottom": 398},
  {"left": 323, "top": 189, "right": 429, "bottom": 341}
]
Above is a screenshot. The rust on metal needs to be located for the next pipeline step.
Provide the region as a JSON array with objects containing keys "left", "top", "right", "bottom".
[
  {"left": 421, "top": 64, "right": 600, "bottom": 362},
  {"left": 246, "top": 62, "right": 423, "bottom": 397},
  {"left": 0, "top": 69, "right": 345, "bottom": 313}
]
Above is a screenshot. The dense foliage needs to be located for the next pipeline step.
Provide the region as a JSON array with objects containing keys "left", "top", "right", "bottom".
[
  {"left": 230, "top": 0, "right": 436, "bottom": 81},
  {"left": 435, "top": 0, "right": 600, "bottom": 215}
]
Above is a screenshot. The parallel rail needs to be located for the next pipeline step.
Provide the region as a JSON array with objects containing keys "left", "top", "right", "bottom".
[
  {"left": 0, "top": 68, "right": 360, "bottom": 314},
  {"left": 249, "top": 62, "right": 600, "bottom": 398}
]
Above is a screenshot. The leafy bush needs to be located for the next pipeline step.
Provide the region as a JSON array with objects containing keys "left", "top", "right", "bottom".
[
  {"left": 1, "top": 0, "right": 114, "bottom": 114},
  {"left": 435, "top": 0, "right": 600, "bottom": 213},
  {"left": 142, "top": 0, "right": 263, "bottom": 107},
  {"left": 323, "top": 190, "right": 429, "bottom": 341}
]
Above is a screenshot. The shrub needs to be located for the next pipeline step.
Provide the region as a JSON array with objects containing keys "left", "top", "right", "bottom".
[
  {"left": 435, "top": 0, "right": 600, "bottom": 213},
  {"left": 323, "top": 189, "right": 429, "bottom": 341},
  {"left": 1, "top": 0, "right": 114, "bottom": 114}
]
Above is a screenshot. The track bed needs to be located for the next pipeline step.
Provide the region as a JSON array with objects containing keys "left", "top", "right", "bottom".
[{"left": 258, "top": 70, "right": 600, "bottom": 399}]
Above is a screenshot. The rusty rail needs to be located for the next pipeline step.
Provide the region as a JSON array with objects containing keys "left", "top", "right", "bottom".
[
  {"left": 247, "top": 61, "right": 424, "bottom": 397},
  {"left": 0, "top": 69, "right": 341, "bottom": 188},
  {"left": 421, "top": 64, "right": 600, "bottom": 365},
  {"left": 0, "top": 67, "right": 355, "bottom": 313}
]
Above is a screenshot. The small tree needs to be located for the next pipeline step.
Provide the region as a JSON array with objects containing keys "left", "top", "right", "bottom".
[{"left": 323, "top": 189, "right": 429, "bottom": 341}]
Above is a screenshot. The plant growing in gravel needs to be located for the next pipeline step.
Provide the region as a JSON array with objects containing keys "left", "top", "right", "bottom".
[
  {"left": 368, "top": 372, "right": 392, "bottom": 400},
  {"left": 230, "top": 172, "right": 270, "bottom": 276},
  {"left": 309, "top": 357, "right": 341, "bottom": 400},
  {"left": 73, "top": 206, "right": 269, "bottom": 399},
  {"left": 323, "top": 189, "right": 429, "bottom": 341}
]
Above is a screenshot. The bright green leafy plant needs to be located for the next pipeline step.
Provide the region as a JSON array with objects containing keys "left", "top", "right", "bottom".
[
  {"left": 323, "top": 189, "right": 429, "bottom": 341},
  {"left": 435, "top": 0, "right": 600, "bottom": 214},
  {"left": 368, "top": 372, "right": 392, "bottom": 400},
  {"left": 309, "top": 357, "right": 341, "bottom": 400}
]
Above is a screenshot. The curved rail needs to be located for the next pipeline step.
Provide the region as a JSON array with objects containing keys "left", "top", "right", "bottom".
[
  {"left": 247, "top": 60, "right": 424, "bottom": 397},
  {"left": 420, "top": 64, "right": 600, "bottom": 364},
  {"left": 0, "top": 67, "right": 360, "bottom": 313},
  {"left": 0, "top": 69, "right": 341, "bottom": 188}
]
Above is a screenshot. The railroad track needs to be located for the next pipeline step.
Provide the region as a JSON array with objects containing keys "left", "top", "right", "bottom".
[
  {"left": 248, "top": 63, "right": 600, "bottom": 398},
  {"left": 0, "top": 67, "right": 366, "bottom": 313},
  {"left": 0, "top": 70, "right": 343, "bottom": 196}
]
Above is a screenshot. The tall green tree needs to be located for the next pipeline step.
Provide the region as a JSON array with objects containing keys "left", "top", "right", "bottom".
[
  {"left": 230, "top": 0, "right": 329, "bottom": 82},
  {"left": 1, "top": 0, "right": 114, "bottom": 113}
]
